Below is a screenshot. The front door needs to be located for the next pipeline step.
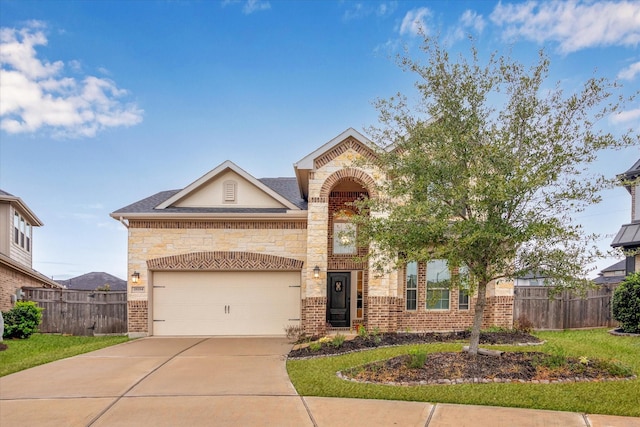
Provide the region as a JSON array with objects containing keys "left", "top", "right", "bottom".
[{"left": 327, "top": 272, "right": 350, "bottom": 327}]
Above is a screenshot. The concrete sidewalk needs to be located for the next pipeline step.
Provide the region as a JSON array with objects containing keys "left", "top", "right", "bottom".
[{"left": 1, "top": 337, "right": 639, "bottom": 426}]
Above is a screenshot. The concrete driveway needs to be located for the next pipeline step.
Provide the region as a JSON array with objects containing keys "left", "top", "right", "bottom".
[{"left": 1, "top": 337, "right": 639, "bottom": 427}]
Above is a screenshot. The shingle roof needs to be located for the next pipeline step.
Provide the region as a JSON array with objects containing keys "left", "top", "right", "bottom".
[
  {"left": 600, "top": 259, "right": 626, "bottom": 273},
  {"left": 0, "top": 189, "right": 16, "bottom": 197},
  {"left": 56, "top": 272, "right": 127, "bottom": 291},
  {"left": 112, "top": 178, "right": 307, "bottom": 215},
  {"left": 620, "top": 158, "right": 640, "bottom": 179},
  {"left": 611, "top": 223, "right": 640, "bottom": 248},
  {"left": 259, "top": 178, "right": 307, "bottom": 209}
]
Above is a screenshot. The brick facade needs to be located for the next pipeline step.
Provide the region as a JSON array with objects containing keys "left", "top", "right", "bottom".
[
  {"left": 127, "top": 300, "right": 148, "bottom": 334},
  {"left": 0, "top": 263, "right": 59, "bottom": 312}
]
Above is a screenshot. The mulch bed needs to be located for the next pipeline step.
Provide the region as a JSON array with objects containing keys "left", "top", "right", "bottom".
[
  {"left": 288, "top": 330, "right": 541, "bottom": 359},
  {"left": 0, "top": 343, "right": 7, "bottom": 352},
  {"left": 341, "top": 351, "right": 636, "bottom": 385}
]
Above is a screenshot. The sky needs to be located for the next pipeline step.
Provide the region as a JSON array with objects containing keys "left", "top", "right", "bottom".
[{"left": 0, "top": 0, "right": 638, "bottom": 281}]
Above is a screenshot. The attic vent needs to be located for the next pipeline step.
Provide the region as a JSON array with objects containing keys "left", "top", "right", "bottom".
[{"left": 223, "top": 180, "right": 237, "bottom": 203}]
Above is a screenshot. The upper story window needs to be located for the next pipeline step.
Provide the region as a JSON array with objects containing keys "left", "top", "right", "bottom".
[
  {"left": 333, "top": 209, "right": 356, "bottom": 254},
  {"left": 223, "top": 180, "right": 237, "bottom": 203},
  {"left": 406, "top": 261, "right": 418, "bottom": 310},
  {"left": 426, "top": 259, "right": 450, "bottom": 310},
  {"left": 13, "top": 211, "right": 32, "bottom": 252}
]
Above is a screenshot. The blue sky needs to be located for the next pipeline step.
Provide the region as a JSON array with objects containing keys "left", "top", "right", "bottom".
[{"left": 1, "top": 0, "right": 638, "bottom": 281}]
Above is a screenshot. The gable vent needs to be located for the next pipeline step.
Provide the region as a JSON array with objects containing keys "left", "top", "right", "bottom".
[{"left": 224, "top": 180, "right": 237, "bottom": 203}]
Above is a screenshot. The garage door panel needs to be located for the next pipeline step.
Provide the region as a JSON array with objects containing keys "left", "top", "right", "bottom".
[{"left": 152, "top": 271, "right": 301, "bottom": 336}]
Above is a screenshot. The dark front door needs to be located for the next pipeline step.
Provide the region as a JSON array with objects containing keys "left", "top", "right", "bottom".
[{"left": 327, "top": 272, "right": 350, "bottom": 327}]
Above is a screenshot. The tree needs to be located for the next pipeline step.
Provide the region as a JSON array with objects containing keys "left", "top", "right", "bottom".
[{"left": 353, "top": 37, "right": 638, "bottom": 355}]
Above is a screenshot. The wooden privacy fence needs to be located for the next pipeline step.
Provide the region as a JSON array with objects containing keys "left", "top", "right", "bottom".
[
  {"left": 513, "top": 285, "right": 618, "bottom": 330},
  {"left": 22, "top": 287, "right": 127, "bottom": 336}
]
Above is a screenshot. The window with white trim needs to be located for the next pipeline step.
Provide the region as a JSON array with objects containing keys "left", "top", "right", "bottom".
[
  {"left": 13, "top": 211, "right": 32, "bottom": 252},
  {"left": 426, "top": 259, "right": 450, "bottom": 310},
  {"left": 406, "top": 261, "right": 417, "bottom": 310},
  {"left": 458, "top": 265, "right": 470, "bottom": 310}
]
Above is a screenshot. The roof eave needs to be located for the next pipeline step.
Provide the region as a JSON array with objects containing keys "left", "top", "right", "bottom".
[{"left": 110, "top": 211, "right": 308, "bottom": 221}]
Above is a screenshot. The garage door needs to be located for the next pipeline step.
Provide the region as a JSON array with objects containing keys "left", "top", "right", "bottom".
[{"left": 152, "top": 271, "right": 301, "bottom": 336}]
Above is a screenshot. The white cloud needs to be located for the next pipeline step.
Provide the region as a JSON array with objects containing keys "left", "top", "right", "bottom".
[
  {"left": 343, "top": 2, "right": 397, "bottom": 21},
  {"left": 445, "top": 9, "right": 487, "bottom": 45},
  {"left": 0, "top": 22, "right": 143, "bottom": 138},
  {"left": 611, "top": 107, "right": 640, "bottom": 124},
  {"left": 399, "top": 7, "right": 432, "bottom": 37},
  {"left": 243, "top": 0, "right": 270, "bottom": 14},
  {"left": 618, "top": 61, "right": 640, "bottom": 80},
  {"left": 490, "top": 0, "right": 640, "bottom": 53}
]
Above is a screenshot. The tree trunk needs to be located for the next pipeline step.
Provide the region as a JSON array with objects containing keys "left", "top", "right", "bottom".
[{"left": 468, "top": 280, "right": 488, "bottom": 355}]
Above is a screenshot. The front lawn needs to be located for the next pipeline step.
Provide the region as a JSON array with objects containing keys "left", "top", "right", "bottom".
[
  {"left": 286, "top": 329, "right": 640, "bottom": 417},
  {"left": 0, "top": 333, "right": 129, "bottom": 377}
]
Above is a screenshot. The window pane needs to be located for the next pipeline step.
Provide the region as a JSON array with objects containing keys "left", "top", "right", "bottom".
[
  {"left": 427, "top": 288, "right": 450, "bottom": 309},
  {"left": 427, "top": 259, "right": 450, "bottom": 285},
  {"left": 458, "top": 289, "right": 469, "bottom": 310},
  {"left": 333, "top": 222, "right": 356, "bottom": 254},
  {"left": 406, "top": 261, "right": 417, "bottom": 310}
]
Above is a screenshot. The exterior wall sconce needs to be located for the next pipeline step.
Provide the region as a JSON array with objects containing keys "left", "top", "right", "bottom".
[
  {"left": 131, "top": 271, "right": 140, "bottom": 284},
  {"left": 313, "top": 265, "right": 320, "bottom": 279}
]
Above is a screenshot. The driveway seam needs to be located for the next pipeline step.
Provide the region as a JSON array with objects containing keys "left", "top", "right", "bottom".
[
  {"left": 85, "top": 337, "right": 208, "bottom": 427},
  {"left": 425, "top": 403, "right": 436, "bottom": 426},
  {"left": 300, "top": 397, "right": 319, "bottom": 427}
]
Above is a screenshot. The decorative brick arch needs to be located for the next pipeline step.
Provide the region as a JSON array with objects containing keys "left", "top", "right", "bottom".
[
  {"left": 319, "top": 167, "right": 377, "bottom": 199},
  {"left": 147, "top": 251, "right": 304, "bottom": 271}
]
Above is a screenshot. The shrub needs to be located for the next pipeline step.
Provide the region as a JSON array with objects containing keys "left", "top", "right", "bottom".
[
  {"left": 2, "top": 301, "right": 43, "bottom": 339},
  {"left": 407, "top": 348, "right": 428, "bottom": 369},
  {"left": 331, "top": 333, "right": 346, "bottom": 348},
  {"left": 513, "top": 315, "right": 534, "bottom": 334},
  {"left": 612, "top": 272, "right": 640, "bottom": 333},
  {"left": 308, "top": 341, "right": 322, "bottom": 352}
]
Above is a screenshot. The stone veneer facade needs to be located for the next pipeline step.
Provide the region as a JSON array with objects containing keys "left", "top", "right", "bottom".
[{"left": 121, "top": 131, "right": 514, "bottom": 336}]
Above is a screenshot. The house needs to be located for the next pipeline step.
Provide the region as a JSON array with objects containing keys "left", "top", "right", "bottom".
[
  {"left": 592, "top": 260, "right": 627, "bottom": 286},
  {"left": 611, "top": 159, "right": 640, "bottom": 275},
  {"left": 0, "top": 190, "right": 61, "bottom": 312},
  {"left": 55, "top": 272, "right": 127, "bottom": 291},
  {"left": 514, "top": 272, "right": 549, "bottom": 287},
  {"left": 111, "top": 128, "right": 514, "bottom": 337}
]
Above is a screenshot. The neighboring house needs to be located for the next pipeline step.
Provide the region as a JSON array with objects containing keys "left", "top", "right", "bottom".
[
  {"left": 611, "top": 159, "right": 640, "bottom": 275},
  {"left": 514, "top": 272, "right": 550, "bottom": 287},
  {"left": 55, "top": 272, "right": 127, "bottom": 291},
  {"left": 111, "top": 128, "right": 514, "bottom": 337},
  {"left": 592, "top": 260, "right": 627, "bottom": 286},
  {"left": 0, "top": 190, "right": 61, "bottom": 312}
]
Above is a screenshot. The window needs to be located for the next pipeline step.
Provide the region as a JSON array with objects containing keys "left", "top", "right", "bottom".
[
  {"left": 356, "top": 271, "right": 363, "bottom": 318},
  {"left": 426, "top": 259, "right": 450, "bottom": 309},
  {"left": 12, "top": 211, "right": 32, "bottom": 252},
  {"left": 458, "top": 265, "right": 470, "bottom": 310},
  {"left": 333, "top": 215, "right": 356, "bottom": 254},
  {"left": 406, "top": 261, "right": 417, "bottom": 310},
  {"left": 458, "top": 289, "right": 470, "bottom": 310},
  {"left": 14, "top": 212, "right": 19, "bottom": 244},
  {"left": 223, "top": 180, "right": 237, "bottom": 203}
]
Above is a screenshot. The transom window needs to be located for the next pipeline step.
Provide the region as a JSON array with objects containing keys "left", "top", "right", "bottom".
[{"left": 426, "top": 259, "right": 450, "bottom": 310}]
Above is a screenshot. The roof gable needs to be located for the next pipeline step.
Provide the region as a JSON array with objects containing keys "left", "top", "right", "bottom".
[
  {"left": 293, "top": 128, "right": 378, "bottom": 199},
  {"left": 156, "top": 161, "right": 300, "bottom": 211}
]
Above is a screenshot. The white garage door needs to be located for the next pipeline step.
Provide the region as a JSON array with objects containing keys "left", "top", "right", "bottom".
[{"left": 152, "top": 271, "right": 301, "bottom": 336}]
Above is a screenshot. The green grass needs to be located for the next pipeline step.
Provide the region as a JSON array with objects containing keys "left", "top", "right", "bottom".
[
  {"left": 0, "top": 333, "right": 129, "bottom": 377},
  {"left": 287, "top": 329, "right": 640, "bottom": 417}
]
